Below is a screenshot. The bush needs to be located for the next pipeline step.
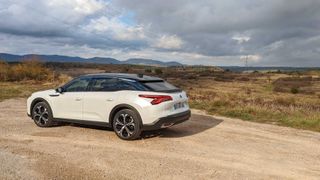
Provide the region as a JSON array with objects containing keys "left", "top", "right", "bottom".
[
  {"left": 236, "top": 76, "right": 250, "bottom": 81},
  {"left": 182, "top": 74, "right": 197, "bottom": 80},
  {"left": 274, "top": 97, "right": 296, "bottom": 106},
  {"left": 155, "top": 68, "right": 163, "bottom": 75},
  {"left": 291, "top": 87, "right": 299, "bottom": 94},
  {"left": 123, "top": 67, "right": 129, "bottom": 72},
  {"left": 145, "top": 68, "right": 152, "bottom": 73},
  {"left": 0, "top": 59, "right": 54, "bottom": 82},
  {"left": 0, "top": 61, "right": 9, "bottom": 81},
  {"left": 273, "top": 76, "right": 312, "bottom": 94},
  {"left": 198, "top": 69, "right": 214, "bottom": 77},
  {"left": 214, "top": 73, "right": 235, "bottom": 82}
]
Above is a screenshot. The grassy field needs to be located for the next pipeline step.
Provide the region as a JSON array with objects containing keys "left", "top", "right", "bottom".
[
  {"left": 0, "top": 82, "right": 59, "bottom": 102},
  {"left": 169, "top": 73, "right": 320, "bottom": 132},
  {"left": 1, "top": 61, "right": 320, "bottom": 132}
]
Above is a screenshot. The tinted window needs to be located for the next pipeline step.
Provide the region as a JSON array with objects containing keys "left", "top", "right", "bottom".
[
  {"left": 89, "top": 78, "right": 117, "bottom": 91},
  {"left": 89, "top": 78, "right": 147, "bottom": 91},
  {"left": 142, "top": 81, "right": 180, "bottom": 92},
  {"left": 64, "top": 78, "right": 90, "bottom": 92},
  {"left": 119, "top": 78, "right": 149, "bottom": 91}
]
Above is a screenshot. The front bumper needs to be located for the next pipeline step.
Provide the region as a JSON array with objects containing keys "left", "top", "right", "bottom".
[{"left": 142, "top": 110, "right": 191, "bottom": 131}]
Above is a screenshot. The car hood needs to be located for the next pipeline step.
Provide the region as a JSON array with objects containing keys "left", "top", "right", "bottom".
[{"left": 32, "top": 89, "right": 56, "bottom": 97}]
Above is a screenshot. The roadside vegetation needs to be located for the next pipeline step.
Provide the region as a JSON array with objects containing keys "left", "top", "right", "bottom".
[
  {"left": 0, "top": 60, "right": 55, "bottom": 81},
  {"left": 169, "top": 71, "right": 320, "bottom": 132},
  {"left": 0, "top": 59, "right": 69, "bottom": 101},
  {"left": 0, "top": 60, "right": 320, "bottom": 132}
]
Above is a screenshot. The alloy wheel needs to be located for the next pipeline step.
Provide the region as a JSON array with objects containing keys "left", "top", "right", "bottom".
[
  {"left": 114, "top": 113, "right": 135, "bottom": 138},
  {"left": 33, "top": 104, "right": 49, "bottom": 126}
]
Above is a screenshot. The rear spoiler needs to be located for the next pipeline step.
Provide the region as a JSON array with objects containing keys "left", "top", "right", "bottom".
[
  {"left": 138, "top": 80, "right": 164, "bottom": 83},
  {"left": 158, "top": 89, "right": 182, "bottom": 93},
  {"left": 138, "top": 80, "right": 182, "bottom": 93}
]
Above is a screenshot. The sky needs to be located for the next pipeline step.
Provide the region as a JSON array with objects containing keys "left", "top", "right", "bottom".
[{"left": 0, "top": 0, "right": 319, "bottom": 66}]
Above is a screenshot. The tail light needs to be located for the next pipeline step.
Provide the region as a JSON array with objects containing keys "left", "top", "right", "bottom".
[{"left": 139, "top": 94, "right": 173, "bottom": 105}]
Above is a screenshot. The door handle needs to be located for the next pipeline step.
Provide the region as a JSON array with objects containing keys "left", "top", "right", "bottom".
[
  {"left": 106, "top": 98, "right": 113, "bottom": 101},
  {"left": 75, "top": 97, "right": 82, "bottom": 101},
  {"left": 49, "top": 94, "right": 59, "bottom": 97}
]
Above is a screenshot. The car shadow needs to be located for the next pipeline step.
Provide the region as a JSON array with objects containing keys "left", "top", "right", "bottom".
[
  {"left": 141, "top": 113, "right": 223, "bottom": 139},
  {"left": 67, "top": 123, "right": 113, "bottom": 131},
  {"left": 58, "top": 113, "right": 223, "bottom": 139}
]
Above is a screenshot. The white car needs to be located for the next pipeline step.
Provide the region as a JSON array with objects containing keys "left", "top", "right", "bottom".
[{"left": 27, "top": 73, "right": 191, "bottom": 140}]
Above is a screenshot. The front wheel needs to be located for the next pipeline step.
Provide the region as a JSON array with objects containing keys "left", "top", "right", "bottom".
[
  {"left": 113, "top": 109, "right": 142, "bottom": 140},
  {"left": 32, "top": 102, "right": 54, "bottom": 127}
]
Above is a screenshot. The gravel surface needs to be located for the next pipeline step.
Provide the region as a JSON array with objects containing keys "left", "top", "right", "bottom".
[{"left": 0, "top": 98, "right": 320, "bottom": 179}]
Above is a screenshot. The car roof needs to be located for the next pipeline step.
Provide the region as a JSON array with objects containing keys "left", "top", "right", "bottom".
[{"left": 81, "top": 73, "right": 163, "bottom": 81}]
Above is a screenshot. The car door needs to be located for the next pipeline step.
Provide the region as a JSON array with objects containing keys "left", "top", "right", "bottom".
[
  {"left": 52, "top": 77, "right": 90, "bottom": 120},
  {"left": 82, "top": 78, "right": 119, "bottom": 122}
]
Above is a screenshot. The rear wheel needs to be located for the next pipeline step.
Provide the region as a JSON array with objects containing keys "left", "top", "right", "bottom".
[
  {"left": 32, "top": 102, "right": 54, "bottom": 127},
  {"left": 113, "top": 109, "right": 141, "bottom": 140}
]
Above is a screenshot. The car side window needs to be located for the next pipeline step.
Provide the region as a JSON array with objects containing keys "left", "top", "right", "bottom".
[
  {"left": 89, "top": 78, "right": 138, "bottom": 91},
  {"left": 90, "top": 78, "right": 116, "bottom": 91},
  {"left": 64, "top": 78, "right": 90, "bottom": 92}
]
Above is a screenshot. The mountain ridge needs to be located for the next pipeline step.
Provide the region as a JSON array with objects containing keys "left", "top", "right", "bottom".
[{"left": 0, "top": 53, "right": 183, "bottom": 67}]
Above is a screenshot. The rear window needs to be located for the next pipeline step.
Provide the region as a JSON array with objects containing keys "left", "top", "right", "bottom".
[
  {"left": 89, "top": 78, "right": 149, "bottom": 91},
  {"left": 142, "top": 81, "right": 181, "bottom": 92}
]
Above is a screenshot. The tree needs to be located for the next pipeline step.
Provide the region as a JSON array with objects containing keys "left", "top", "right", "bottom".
[
  {"left": 155, "top": 68, "right": 163, "bottom": 75},
  {"left": 0, "top": 60, "right": 9, "bottom": 81}
]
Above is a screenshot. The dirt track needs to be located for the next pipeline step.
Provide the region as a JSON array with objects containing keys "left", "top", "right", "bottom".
[{"left": 0, "top": 98, "right": 319, "bottom": 179}]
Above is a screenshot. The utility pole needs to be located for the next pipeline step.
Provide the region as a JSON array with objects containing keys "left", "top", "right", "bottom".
[{"left": 245, "top": 55, "right": 248, "bottom": 72}]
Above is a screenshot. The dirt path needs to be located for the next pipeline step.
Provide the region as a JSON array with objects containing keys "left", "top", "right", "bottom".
[{"left": 0, "top": 98, "right": 319, "bottom": 179}]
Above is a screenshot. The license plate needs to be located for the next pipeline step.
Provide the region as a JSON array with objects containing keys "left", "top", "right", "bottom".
[{"left": 174, "top": 102, "right": 185, "bottom": 110}]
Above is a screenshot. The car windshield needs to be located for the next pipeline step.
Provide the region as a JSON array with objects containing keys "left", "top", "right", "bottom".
[{"left": 141, "top": 81, "right": 181, "bottom": 92}]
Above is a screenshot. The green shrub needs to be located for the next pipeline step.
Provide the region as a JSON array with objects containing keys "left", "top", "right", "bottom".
[
  {"left": 291, "top": 87, "right": 299, "bottom": 94},
  {"left": 0, "top": 61, "right": 9, "bottom": 81},
  {"left": 155, "top": 68, "right": 163, "bottom": 74},
  {"left": 273, "top": 76, "right": 313, "bottom": 94},
  {"left": 145, "top": 68, "right": 152, "bottom": 73}
]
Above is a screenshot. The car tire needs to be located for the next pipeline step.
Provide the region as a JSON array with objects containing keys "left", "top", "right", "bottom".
[
  {"left": 32, "top": 101, "right": 54, "bottom": 127},
  {"left": 113, "top": 109, "right": 142, "bottom": 140}
]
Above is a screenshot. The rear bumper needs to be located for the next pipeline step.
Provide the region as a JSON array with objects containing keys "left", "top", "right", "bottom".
[{"left": 142, "top": 110, "right": 191, "bottom": 131}]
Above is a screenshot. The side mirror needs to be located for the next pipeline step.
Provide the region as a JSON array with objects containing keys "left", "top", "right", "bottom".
[{"left": 56, "top": 87, "right": 64, "bottom": 94}]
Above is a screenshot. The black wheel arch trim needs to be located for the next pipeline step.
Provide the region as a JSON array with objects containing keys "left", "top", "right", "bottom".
[
  {"left": 30, "top": 98, "right": 53, "bottom": 118},
  {"left": 53, "top": 118, "right": 111, "bottom": 127},
  {"left": 109, "top": 104, "right": 143, "bottom": 127}
]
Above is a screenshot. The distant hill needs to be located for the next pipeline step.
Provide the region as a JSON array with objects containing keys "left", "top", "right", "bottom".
[
  {"left": 124, "top": 58, "right": 182, "bottom": 67},
  {"left": 219, "top": 66, "right": 320, "bottom": 72},
  {"left": 0, "top": 53, "right": 183, "bottom": 67}
]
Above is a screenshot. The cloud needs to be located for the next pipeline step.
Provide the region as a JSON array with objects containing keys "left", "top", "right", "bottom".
[
  {"left": 232, "top": 35, "right": 250, "bottom": 44},
  {"left": 0, "top": 0, "right": 320, "bottom": 66},
  {"left": 0, "top": 0, "right": 107, "bottom": 36},
  {"left": 240, "top": 55, "right": 261, "bottom": 62},
  {"left": 83, "top": 16, "right": 146, "bottom": 41},
  {"left": 47, "top": 0, "right": 106, "bottom": 16},
  {"left": 115, "top": 0, "right": 320, "bottom": 66},
  {"left": 152, "top": 35, "right": 183, "bottom": 49}
]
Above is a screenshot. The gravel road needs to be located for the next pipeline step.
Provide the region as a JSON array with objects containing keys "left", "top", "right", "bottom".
[{"left": 0, "top": 98, "right": 319, "bottom": 179}]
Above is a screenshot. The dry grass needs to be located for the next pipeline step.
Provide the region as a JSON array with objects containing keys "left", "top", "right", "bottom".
[
  {"left": 0, "top": 82, "right": 58, "bottom": 101},
  {"left": 0, "top": 60, "right": 70, "bottom": 101},
  {"left": 0, "top": 76, "right": 70, "bottom": 102},
  {"left": 169, "top": 73, "right": 320, "bottom": 132},
  {"left": 272, "top": 76, "right": 315, "bottom": 94},
  {"left": 0, "top": 60, "right": 55, "bottom": 81}
]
